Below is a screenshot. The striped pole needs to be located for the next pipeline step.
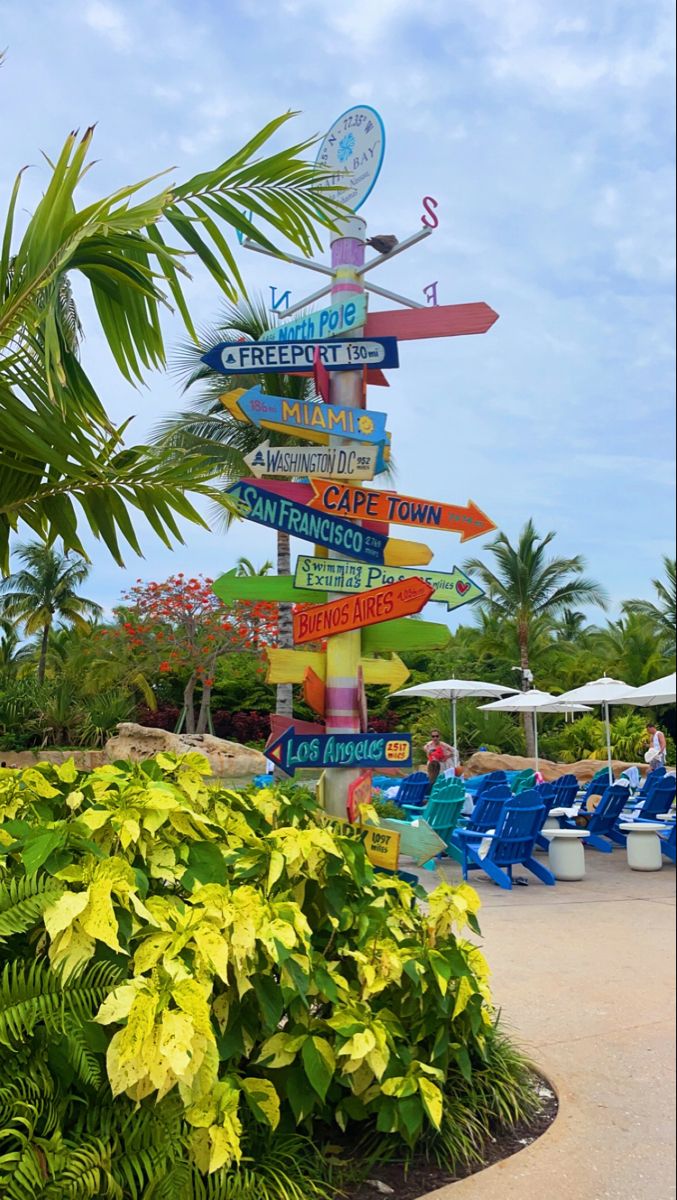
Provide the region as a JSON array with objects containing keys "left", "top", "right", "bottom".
[{"left": 323, "top": 215, "right": 367, "bottom": 817}]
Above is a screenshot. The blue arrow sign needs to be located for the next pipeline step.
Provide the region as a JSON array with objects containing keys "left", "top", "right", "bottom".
[
  {"left": 227, "top": 480, "right": 388, "bottom": 564},
  {"left": 201, "top": 336, "right": 399, "bottom": 375},
  {"left": 266, "top": 727, "right": 413, "bottom": 777},
  {"left": 229, "top": 385, "right": 389, "bottom": 447}
]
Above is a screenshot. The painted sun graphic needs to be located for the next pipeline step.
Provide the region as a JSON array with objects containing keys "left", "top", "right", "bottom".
[{"left": 357, "top": 415, "right": 374, "bottom": 434}]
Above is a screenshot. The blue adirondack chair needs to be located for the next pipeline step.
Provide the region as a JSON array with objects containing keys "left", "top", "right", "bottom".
[
  {"left": 553, "top": 774, "right": 580, "bottom": 805},
  {"left": 578, "top": 768, "right": 613, "bottom": 808},
  {"left": 455, "top": 795, "right": 555, "bottom": 890},
  {"left": 452, "top": 785, "right": 511, "bottom": 853},
  {"left": 658, "top": 820, "right": 676, "bottom": 863},
  {"left": 560, "top": 783, "right": 629, "bottom": 852},
  {"left": 463, "top": 770, "right": 508, "bottom": 798},
  {"left": 630, "top": 776, "right": 676, "bottom": 821},
  {"left": 392, "top": 772, "right": 429, "bottom": 808}
]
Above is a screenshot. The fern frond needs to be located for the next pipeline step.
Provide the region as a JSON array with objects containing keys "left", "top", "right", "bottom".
[
  {"left": 59, "top": 1019, "right": 104, "bottom": 1090},
  {"left": 44, "top": 1137, "right": 123, "bottom": 1199},
  {"left": 0, "top": 959, "right": 121, "bottom": 1047},
  {"left": 0, "top": 875, "right": 65, "bottom": 942}
]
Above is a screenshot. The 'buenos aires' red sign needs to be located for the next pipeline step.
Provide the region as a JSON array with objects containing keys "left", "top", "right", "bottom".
[{"left": 293, "top": 577, "right": 434, "bottom": 645}]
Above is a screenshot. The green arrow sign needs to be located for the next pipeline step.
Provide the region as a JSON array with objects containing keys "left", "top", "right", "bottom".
[
  {"left": 294, "top": 557, "right": 484, "bottom": 612},
  {"left": 368, "top": 818, "right": 447, "bottom": 867},
  {"left": 362, "top": 618, "right": 451, "bottom": 654},
  {"left": 212, "top": 570, "right": 320, "bottom": 605}
]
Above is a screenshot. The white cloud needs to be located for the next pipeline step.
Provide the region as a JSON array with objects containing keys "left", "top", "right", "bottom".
[{"left": 83, "top": 1, "right": 131, "bottom": 50}]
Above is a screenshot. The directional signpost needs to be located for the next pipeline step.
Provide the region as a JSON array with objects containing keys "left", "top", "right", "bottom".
[
  {"left": 293, "top": 578, "right": 433, "bottom": 645},
  {"left": 265, "top": 727, "right": 412, "bottom": 777},
  {"left": 294, "top": 556, "right": 484, "bottom": 612},
  {"left": 227, "top": 481, "right": 432, "bottom": 567},
  {"left": 261, "top": 294, "right": 368, "bottom": 343},
  {"left": 221, "top": 385, "right": 389, "bottom": 447},
  {"left": 265, "top": 648, "right": 411, "bottom": 693},
  {"left": 243, "top": 441, "right": 379, "bottom": 482},
  {"left": 226, "top": 103, "right": 500, "bottom": 831},
  {"left": 362, "top": 618, "right": 451, "bottom": 654},
  {"left": 371, "top": 818, "right": 446, "bottom": 867},
  {"left": 307, "top": 480, "right": 496, "bottom": 542},
  {"left": 202, "top": 336, "right": 398, "bottom": 375}
]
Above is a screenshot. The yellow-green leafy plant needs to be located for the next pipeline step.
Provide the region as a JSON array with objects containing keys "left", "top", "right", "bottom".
[{"left": 0, "top": 754, "right": 537, "bottom": 1197}]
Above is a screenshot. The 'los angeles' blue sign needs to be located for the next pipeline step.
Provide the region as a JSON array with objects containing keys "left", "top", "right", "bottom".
[
  {"left": 266, "top": 727, "right": 413, "bottom": 777},
  {"left": 227, "top": 481, "right": 388, "bottom": 564}
]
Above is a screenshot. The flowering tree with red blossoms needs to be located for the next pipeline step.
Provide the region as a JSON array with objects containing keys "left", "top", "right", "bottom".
[{"left": 114, "top": 574, "right": 278, "bottom": 734}]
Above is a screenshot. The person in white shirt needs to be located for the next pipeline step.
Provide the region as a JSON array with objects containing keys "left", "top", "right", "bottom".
[{"left": 646, "top": 723, "right": 667, "bottom": 770}]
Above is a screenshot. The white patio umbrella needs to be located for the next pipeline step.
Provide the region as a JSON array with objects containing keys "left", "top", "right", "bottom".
[
  {"left": 478, "top": 689, "right": 592, "bottom": 772},
  {"left": 392, "top": 678, "right": 519, "bottom": 763},
  {"left": 556, "top": 676, "right": 642, "bottom": 782},
  {"left": 611, "top": 672, "right": 676, "bottom": 707}
]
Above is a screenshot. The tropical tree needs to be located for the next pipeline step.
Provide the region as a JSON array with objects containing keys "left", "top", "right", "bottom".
[
  {"left": 0, "top": 117, "right": 347, "bottom": 570},
  {"left": 0, "top": 543, "right": 101, "bottom": 683},
  {"left": 0, "top": 617, "right": 32, "bottom": 687},
  {"left": 623, "top": 556, "right": 676, "bottom": 651},
  {"left": 554, "top": 609, "right": 589, "bottom": 640},
  {"left": 465, "top": 520, "right": 607, "bottom": 755},
  {"left": 155, "top": 294, "right": 320, "bottom": 723},
  {"left": 592, "top": 611, "right": 671, "bottom": 686},
  {"left": 236, "top": 556, "right": 273, "bottom": 576}
]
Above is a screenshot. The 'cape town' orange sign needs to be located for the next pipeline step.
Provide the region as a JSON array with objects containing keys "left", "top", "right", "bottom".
[
  {"left": 293, "top": 577, "right": 434, "bottom": 645},
  {"left": 307, "top": 479, "right": 495, "bottom": 542}
]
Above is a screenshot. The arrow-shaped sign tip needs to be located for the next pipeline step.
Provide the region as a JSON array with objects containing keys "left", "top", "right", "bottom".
[{"left": 459, "top": 501, "right": 497, "bottom": 543}]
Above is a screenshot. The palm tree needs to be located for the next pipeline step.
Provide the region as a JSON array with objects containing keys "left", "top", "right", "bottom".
[
  {"left": 592, "top": 611, "right": 672, "bottom": 686},
  {"left": 1, "top": 116, "right": 347, "bottom": 571},
  {"left": 623, "top": 556, "right": 676, "bottom": 650},
  {"left": 0, "top": 618, "right": 32, "bottom": 687},
  {"left": 0, "top": 543, "right": 102, "bottom": 684},
  {"left": 237, "top": 556, "right": 273, "bottom": 576},
  {"left": 465, "top": 520, "right": 607, "bottom": 755},
  {"left": 554, "top": 609, "right": 588, "bottom": 640},
  {"left": 155, "top": 295, "right": 320, "bottom": 723}
]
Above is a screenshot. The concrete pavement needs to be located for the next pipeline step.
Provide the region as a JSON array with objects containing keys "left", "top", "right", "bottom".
[{"left": 414, "top": 849, "right": 676, "bottom": 1200}]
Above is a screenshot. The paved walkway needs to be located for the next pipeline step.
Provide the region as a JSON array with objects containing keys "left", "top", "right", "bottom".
[{"left": 412, "top": 848, "right": 676, "bottom": 1200}]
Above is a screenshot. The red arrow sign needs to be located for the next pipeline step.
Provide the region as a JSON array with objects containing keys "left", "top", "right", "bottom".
[
  {"left": 365, "top": 302, "right": 499, "bottom": 341},
  {"left": 268, "top": 714, "right": 325, "bottom": 744},
  {"left": 307, "top": 480, "right": 496, "bottom": 542},
  {"left": 293, "top": 577, "right": 434, "bottom": 645}
]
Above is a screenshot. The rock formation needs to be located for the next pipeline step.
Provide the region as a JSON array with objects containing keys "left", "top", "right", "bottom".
[{"left": 104, "top": 723, "right": 267, "bottom": 778}]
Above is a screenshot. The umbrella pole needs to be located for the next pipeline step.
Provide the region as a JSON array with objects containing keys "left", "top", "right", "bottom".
[
  {"left": 452, "top": 698, "right": 458, "bottom": 768},
  {"left": 533, "top": 712, "right": 539, "bottom": 773},
  {"left": 604, "top": 701, "right": 613, "bottom": 783}
]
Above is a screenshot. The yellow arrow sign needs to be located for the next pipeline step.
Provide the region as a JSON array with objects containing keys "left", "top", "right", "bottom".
[
  {"left": 265, "top": 649, "right": 410, "bottom": 693},
  {"left": 220, "top": 389, "right": 392, "bottom": 463}
]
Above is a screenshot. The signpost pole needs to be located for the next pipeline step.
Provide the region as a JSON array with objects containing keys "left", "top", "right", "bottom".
[{"left": 324, "top": 215, "right": 367, "bottom": 818}]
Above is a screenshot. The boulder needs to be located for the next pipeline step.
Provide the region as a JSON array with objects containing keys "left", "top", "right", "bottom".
[
  {"left": 104, "top": 723, "right": 267, "bottom": 778},
  {"left": 461, "top": 751, "right": 648, "bottom": 783}
]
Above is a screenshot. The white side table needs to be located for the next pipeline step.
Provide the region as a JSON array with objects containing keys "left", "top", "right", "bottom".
[
  {"left": 619, "top": 822, "right": 669, "bottom": 871},
  {"left": 542, "top": 829, "right": 590, "bottom": 881}
]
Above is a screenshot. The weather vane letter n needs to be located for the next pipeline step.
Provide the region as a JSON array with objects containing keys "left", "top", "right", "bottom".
[{"left": 270, "top": 286, "right": 291, "bottom": 313}]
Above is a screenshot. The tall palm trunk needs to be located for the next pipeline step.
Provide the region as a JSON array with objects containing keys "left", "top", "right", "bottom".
[
  {"left": 518, "top": 620, "right": 536, "bottom": 759},
  {"left": 37, "top": 618, "right": 51, "bottom": 685}
]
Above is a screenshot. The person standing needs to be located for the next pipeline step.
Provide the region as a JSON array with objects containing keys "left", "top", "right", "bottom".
[
  {"left": 424, "top": 730, "right": 457, "bottom": 774},
  {"left": 646, "top": 723, "right": 667, "bottom": 770}
]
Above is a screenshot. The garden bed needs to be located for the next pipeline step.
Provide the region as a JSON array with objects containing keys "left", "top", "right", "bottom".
[{"left": 346, "top": 1074, "right": 557, "bottom": 1199}]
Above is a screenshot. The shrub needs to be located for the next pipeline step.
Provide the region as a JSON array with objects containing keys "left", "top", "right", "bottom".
[
  {"left": 0, "top": 754, "right": 539, "bottom": 1196},
  {"left": 136, "top": 702, "right": 181, "bottom": 731}
]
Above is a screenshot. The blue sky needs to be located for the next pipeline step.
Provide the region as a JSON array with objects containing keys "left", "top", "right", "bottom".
[{"left": 1, "top": 0, "right": 675, "bottom": 624}]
